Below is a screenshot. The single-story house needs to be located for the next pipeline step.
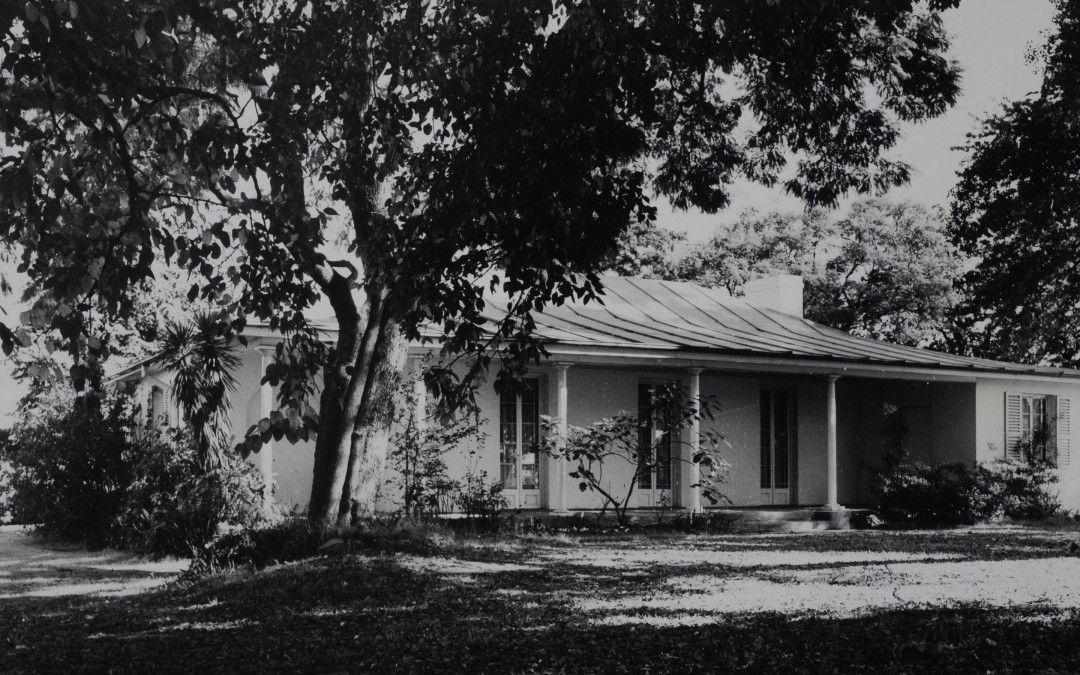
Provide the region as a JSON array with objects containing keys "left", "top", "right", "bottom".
[{"left": 112, "top": 274, "right": 1080, "bottom": 517}]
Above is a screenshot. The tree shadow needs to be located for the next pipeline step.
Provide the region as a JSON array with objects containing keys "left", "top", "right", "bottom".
[{"left": 3, "top": 527, "right": 1080, "bottom": 671}]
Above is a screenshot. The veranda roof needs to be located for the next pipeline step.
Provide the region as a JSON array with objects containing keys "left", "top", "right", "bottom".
[
  {"left": 464, "top": 275, "right": 1080, "bottom": 380},
  {"left": 111, "top": 275, "right": 1080, "bottom": 382}
]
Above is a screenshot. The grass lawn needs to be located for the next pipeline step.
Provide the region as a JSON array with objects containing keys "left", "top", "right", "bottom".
[{"left": 4, "top": 524, "right": 1080, "bottom": 672}]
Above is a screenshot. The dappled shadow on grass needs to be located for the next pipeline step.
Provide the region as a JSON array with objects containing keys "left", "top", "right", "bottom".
[
  {"left": 4, "top": 553, "right": 1080, "bottom": 672},
  {"left": 4, "top": 526, "right": 1080, "bottom": 671},
  {"left": 0, "top": 527, "right": 185, "bottom": 600}
]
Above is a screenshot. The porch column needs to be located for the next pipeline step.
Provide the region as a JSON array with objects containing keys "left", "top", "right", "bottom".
[
  {"left": 259, "top": 351, "right": 274, "bottom": 513},
  {"left": 688, "top": 368, "right": 703, "bottom": 513},
  {"left": 825, "top": 374, "right": 840, "bottom": 510},
  {"left": 552, "top": 362, "right": 571, "bottom": 514},
  {"left": 413, "top": 362, "right": 428, "bottom": 433}
]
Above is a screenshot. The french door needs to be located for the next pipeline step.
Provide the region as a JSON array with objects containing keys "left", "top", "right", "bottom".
[
  {"left": 760, "top": 389, "right": 795, "bottom": 506},
  {"left": 499, "top": 378, "right": 542, "bottom": 509},
  {"left": 633, "top": 382, "right": 674, "bottom": 508}
]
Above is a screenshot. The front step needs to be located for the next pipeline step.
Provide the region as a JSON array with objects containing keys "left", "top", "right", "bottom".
[{"left": 710, "top": 507, "right": 853, "bottom": 532}]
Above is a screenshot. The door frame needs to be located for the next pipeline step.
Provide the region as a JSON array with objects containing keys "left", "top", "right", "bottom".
[
  {"left": 633, "top": 380, "right": 675, "bottom": 508},
  {"left": 760, "top": 387, "right": 798, "bottom": 506},
  {"left": 499, "top": 376, "right": 542, "bottom": 509}
]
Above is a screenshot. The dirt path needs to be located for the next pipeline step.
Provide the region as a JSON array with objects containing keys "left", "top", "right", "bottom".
[{"left": 0, "top": 525, "right": 187, "bottom": 600}]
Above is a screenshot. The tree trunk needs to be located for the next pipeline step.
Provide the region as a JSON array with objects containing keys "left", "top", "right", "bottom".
[
  {"left": 340, "top": 318, "right": 409, "bottom": 523},
  {"left": 306, "top": 276, "right": 410, "bottom": 525}
]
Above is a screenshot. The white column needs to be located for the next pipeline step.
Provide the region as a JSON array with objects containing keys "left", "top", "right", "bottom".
[
  {"left": 825, "top": 374, "right": 840, "bottom": 510},
  {"left": 688, "top": 368, "right": 703, "bottom": 513},
  {"left": 552, "top": 362, "right": 571, "bottom": 514},
  {"left": 413, "top": 362, "right": 428, "bottom": 433},
  {"left": 259, "top": 352, "right": 275, "bottom": 513}
]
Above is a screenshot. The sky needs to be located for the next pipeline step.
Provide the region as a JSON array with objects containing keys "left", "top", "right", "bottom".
[
  {"left": 654, "top": 0, "right": 1057, "bottom": 240},
  {"left": 0, "top": 0, "right": 1058, "bottom": 425}
]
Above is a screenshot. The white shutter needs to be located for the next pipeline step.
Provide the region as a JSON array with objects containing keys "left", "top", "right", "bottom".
[
  {"left": 1005, "top": 392, "right": 1023, "bottom": 461},
  {"left": 161, "top": 389, "right": 171, "bottom": 428},
  {"left": 1058, "top": 396, "right": 1072, "bottom": 468},
  {"left": 144, "top": 387, "right": 154, "bottom": 428}
]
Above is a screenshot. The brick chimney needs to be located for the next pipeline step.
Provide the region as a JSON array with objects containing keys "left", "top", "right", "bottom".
[{"left": 743, "top": 274, "right": 804, "bottom": 316}]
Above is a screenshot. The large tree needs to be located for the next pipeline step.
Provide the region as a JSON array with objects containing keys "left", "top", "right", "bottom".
[
  {"left": 670, "top": 200, "right": 963, "bottom": 347},
  {"left": 0, "top": 1, "right": 961, "bottom": 525},
  {"left": 951, "top": 1, "right": 1080, "bottom": 366}
]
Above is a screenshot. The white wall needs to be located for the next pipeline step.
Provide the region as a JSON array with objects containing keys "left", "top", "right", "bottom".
[
  {"left": 976, "top": 378, "right": 1080, "bottom": 512},
  {"left": 143, "top": 348, "right": 1080, "bottom": 515}
]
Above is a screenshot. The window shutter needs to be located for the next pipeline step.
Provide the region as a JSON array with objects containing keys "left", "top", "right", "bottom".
[
  {"left": 1058, "top": 396, "right": 1072, "bottom": 468},
  {"left": 1005, "top": 392, "right": 1023, "bottom": 461},
  {"left": 161, "top": 389, "right": 171, "bottom": 428}
]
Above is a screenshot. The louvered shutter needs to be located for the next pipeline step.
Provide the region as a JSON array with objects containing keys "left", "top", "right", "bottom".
[
  {"left": 1005, "top": 392, "right": 1023, "bottom": 461},
  {"left": 161, "top": 388, "right": 171, "bottom": 428},
  {"left": 144, "top": 387, "right": 154, "bottom": 429},
  {"left": 1058, "top": 396, "right": 1072, "bottom": 468}
]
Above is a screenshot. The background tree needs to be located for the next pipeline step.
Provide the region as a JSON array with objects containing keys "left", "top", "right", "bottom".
[
  {"left": 671, "top": 200, "right": 963, "bottom": 347},
  {"left": 951, "top": 1, "right": 1080, "bottom": 366},
  {"left": 0, "top": 1, "right": 961, "bottom": 525},
  {"left": 601, "top": 220, "right": 685, "bottom": 278}
]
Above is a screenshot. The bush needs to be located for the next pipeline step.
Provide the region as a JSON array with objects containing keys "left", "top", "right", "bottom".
[
  {"left": 0, "top": 390, "right": 265, "bottom": 555},
  {"left": 0, "top": 396, "right": 135, "bottom": 546},
  {"left": 456, "top": 469, "right": 508, "bottom": 522},
  {"left": 874, "top": 461, "right": 981, "bottom": 527},
  {"left": 110, "top": 429, "right": 265, "bottom": 556},
  {"left": 974, "top": 459, "right": 1059, "bottom": 520},
  {"left": 191, "top": 516, "right": 457, "bottom": 575},
  {"left": 873, "top": 455, "right": 1060, "bottom": 527}
]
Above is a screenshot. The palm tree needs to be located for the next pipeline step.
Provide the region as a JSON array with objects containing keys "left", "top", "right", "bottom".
[{"left": 158, "top": 312, "right": 241, "bottom": 471}]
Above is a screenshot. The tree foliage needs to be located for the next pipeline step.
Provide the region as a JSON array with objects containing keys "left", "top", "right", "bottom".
[
  {"left": 951, "top": 1, "right": 1080, "bottom": 365},
  {"left": 157, "top": 311, "right": 241, "bottom": 470},
  {"left": 0, "top": 1, "right": 961, "bottom": 523},
  {"left": 670, "top": 200, "right": 963, "bottom": 347},
  {"left": 601, "top": 219, "right": 685, "bottom": 278}
]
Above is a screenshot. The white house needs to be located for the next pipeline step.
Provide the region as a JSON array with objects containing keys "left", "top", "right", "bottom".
[{"left": 112, "top": 275, "right": 1080, "bottom": 517}]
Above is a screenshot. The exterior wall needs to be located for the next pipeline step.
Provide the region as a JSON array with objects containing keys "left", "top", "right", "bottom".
[
  {"left": 840, "top": 379, "right": 978, "bottom": 504},
  {"left": 133, "top": 348, "right": 1080, "bottom": 515},
  {"left": 701, "top": 374, "right": 827, "bottom": 507},
  {"left": 436, "top": 368, "right": 835, "bottom": 509},
  {"left": 975, "top": 378, "right": 1080, "bottom": 512}
]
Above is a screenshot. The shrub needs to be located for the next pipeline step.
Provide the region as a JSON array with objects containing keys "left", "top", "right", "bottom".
[
  {"left": 191, "top": 515, "right": 457, "bottom": 575},
  {"left": 874, "top": 461, "right": 981, "bottom": 527},
  {"left": 0, "top": 394, "right": 135, "bottom": 546},
  {"left": 0, "top": 389, "right": 265, "bottom": 555},
  {"left": 873, "top": 453, "right": 1060, "bottom": 527},
  {"left": 974, "top": 458, "right": 1059, "bottom": 520},
  {"left": 456, "top": 469, "right": 508, "bottom": 523},
  {"left": 539, "top": 383, "right": 730, "bottom": 526},
  {"left": 110, "top": 429, "right": 265, "bottom": 556}
]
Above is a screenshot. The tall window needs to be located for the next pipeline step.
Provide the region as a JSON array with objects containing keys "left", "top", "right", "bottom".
[
  {"left": 1022, "top": 394, "right": 1050, "bottom": 461},
  {"left": 760, "top": 389, "right": 791, "bottom": 491},
  {"left": 499, "top": 379, "right": 540, "bottom": 492},
  {"left": 146, "top": 386, "right": 166, "bottom": 429},
  {"left": 637, "top": 383, "right": 672, "bottom": 490}
]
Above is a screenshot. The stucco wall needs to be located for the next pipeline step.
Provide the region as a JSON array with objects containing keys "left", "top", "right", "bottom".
[
  {"left": 841, "top": 379, "right": 978, "bottom": 504},
  {"left": 139, "top": 349, "right": 1080, "bottom": 515},
  {"left": 975, "top": 378, "right": 1080, "bottom": 512}
]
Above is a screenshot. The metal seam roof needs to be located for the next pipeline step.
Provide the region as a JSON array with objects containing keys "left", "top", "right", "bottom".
[{"left": 476, "top": 275, "right": 1080, "bottom": 379}]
